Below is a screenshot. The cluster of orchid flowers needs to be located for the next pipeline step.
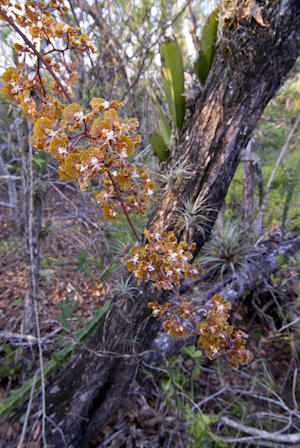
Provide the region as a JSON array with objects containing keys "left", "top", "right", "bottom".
[
  {"left": 0, "top": 0, "right": 253, "bottom": 369},
  {"left": 121, "top": 228, "right": 202, "bottom": 290},
  {"left": 148, "top": 294, "right": 253, "bottom": 369},
  {"left": 30, "top": 100, "right": 155, "bottom": 219},
  {"left": 122, "top": 230, "right": 253, "bottom": 368},
  {"left": 1, "top": 1, "right": 154, "bottom": 221}
]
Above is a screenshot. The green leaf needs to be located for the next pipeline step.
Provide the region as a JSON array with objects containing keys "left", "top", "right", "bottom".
[
  {"left": 84, "top": 266, "right": 91, "bottom": 275},
  {"left": 270, "top": 274, "right": 280, "bottom": 283},
  {"left": 55, "top": 336, "right": 66, "bottom": 346},
  {"left": 66, "top": 290, "right": 76, "bottom": 301},
  {"left": 11, "top": 298, "right": 22, "bottom": 306},
  {"left": 191, "top": 349, "right": 202, "bottom": 358},
  {"left": 32, "top": 151, "right": 47, "bottom": 172},
  {"left": 202, "top": 414, "right": 211, "bottom": 425},
  {"left": 55, "top": 313, "right": 70, "bottom": 329},
  {"left": 150, "top": 131, "right": 169, "bottom": 161},
  {"left": 149, "top": 89, "right": 171, "bottom": 145},
  {"left": 77, "top": 250, "right": 88, "bottom": 262},
  {"left": 41, "top": 255, "right": 52, "bottom": 267},
  {"left": 5, "top": 164, "right": 15, "bottom": 170},
  {"left": 51, "top": 353, "right": 68, "bottom": 367},
  {"left": 62, "top": 304, "right": 73, "bottom": 319},
  {"left": 26, "top": 361, "right": 32, "bottom": 372},
  {"left": 192, "top": 366, "right": 201, "bottom": 378},
  {"left": 201, "top": 7, "right": 220, "bottom": 67},
  {"left": 160, "top": 37, "right": 185, "bottom": 130},
  {"left": 2, "top": 344, "right": 13, "bottom": 355},
  {"left": 75, "top": 314, "right": 84, "bottom": 325},
  {"left": 277, "top": 253, "right": 285, "bottom": 265},
  {"left": 182, "top": 346, "right": 195, "bottom": 356},
  {"left": 182, "top": 346, "right": 202, "bottom": 358},
  {"left": 194, "top": 51, "right": 208, "bottom": 85},
  {"left": 75, "top": 301, "right": 110, "bottom": 343},
  {"left": 194, "top": 7, "right": 220, "bottom": 85}
]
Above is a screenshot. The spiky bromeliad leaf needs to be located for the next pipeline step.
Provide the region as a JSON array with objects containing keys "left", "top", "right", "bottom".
[
  {"left": 160, "top": 37, "right": 185, "bottom": 130},
  {"left": 150, "top": 131, "right": 169, "bottom": 161},
  {"left": 194, "top": 6, "right": 220, "bottom": 85}
]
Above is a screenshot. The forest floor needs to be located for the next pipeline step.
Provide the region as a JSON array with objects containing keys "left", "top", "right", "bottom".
[{"left": 0, "top": 186, "right": 300, "bottom": 448}]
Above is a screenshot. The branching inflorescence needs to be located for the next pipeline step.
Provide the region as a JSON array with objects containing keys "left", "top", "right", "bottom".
[{"left": 0, "top": 0, "right": 253, "bottom": 369}]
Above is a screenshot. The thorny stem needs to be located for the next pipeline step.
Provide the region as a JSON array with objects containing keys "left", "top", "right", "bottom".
[
  {"left": 0, "top": 7, "right": 73, "bottom": 104},
  {"left": 107, "top": 170, "right": 141, "bottom": 244}
]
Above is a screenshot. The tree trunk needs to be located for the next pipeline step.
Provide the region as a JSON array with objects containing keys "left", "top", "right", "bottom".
[{"left": 45, "top": 2, "right": 300, "bottom": 447}]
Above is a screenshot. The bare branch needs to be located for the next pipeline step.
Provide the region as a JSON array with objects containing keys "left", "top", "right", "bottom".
[{"left": 220, "top": 416, "right": 300, "bottom": 444}]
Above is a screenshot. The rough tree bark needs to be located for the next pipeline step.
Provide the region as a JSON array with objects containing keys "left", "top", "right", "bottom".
[{"left": 45, "top": 2, "right": 300, "bottom": 447}]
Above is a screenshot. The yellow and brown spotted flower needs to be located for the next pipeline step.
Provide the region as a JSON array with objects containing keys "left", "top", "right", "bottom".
[
  {"left": 49, "top": 135, "right": 70, "bottom": 161},
  {"left": 169, "top": 319, "right": 188, "bottom": 339},
  {"left": 62, "top": 153, "right": 81, "bottom": 178},
  {"left": 104, "top": 108, "right": 121, "bottom": 126},
  {"left": 127, "top": 118, "right": 139, "bottom": 131},
  {"left": 207, "top": 295, "right": 231, "bottom": 324},
  {"left": 63, "top": 103, "right": 84, "bottom": 123},
  {"left": 228, "top": 331, "right": 254, "bottom": 369},
  {"left": 122, "top": 229, "right": 200, "bottom": 290},
  {"left": 147, "top": 301, "right": 166, "bottom": 320},
  {"left": 179, "top": 301, "right": 195, "bottom": 321},
  {"left": 90, "top": 118, "right": 112, "bottom": 138}
]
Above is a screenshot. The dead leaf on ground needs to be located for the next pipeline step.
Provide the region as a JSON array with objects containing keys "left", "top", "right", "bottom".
[
  {"left": 28, "top": 441, "right": 41, "bottom": 448},
  {"left": 0, "top": 421, "right": 9, "bottom": 437},
  {"left": 12, "top": 422, "right": 20, "bottom": 432},
  {"left": 6, "top": 424, "right": 12, "bottom": 437},
  {"left": 33, "top": 421, "right": 41, "bottom": 440}
]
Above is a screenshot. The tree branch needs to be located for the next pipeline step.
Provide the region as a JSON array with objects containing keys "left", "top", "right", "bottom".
[
  {"left": 220, "top": 416, "right": 300, "bottom": 444},
  {"left": 0, "top": 7, "right": 73, "bottom": 104}
]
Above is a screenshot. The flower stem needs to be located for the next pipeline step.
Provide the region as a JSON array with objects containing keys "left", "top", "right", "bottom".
[
  {"left": 171, "top": 287, "right": 185, "bottom": 302},
  {"left": 107, "top": 170, "right": 141, "bottom": 244}
]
